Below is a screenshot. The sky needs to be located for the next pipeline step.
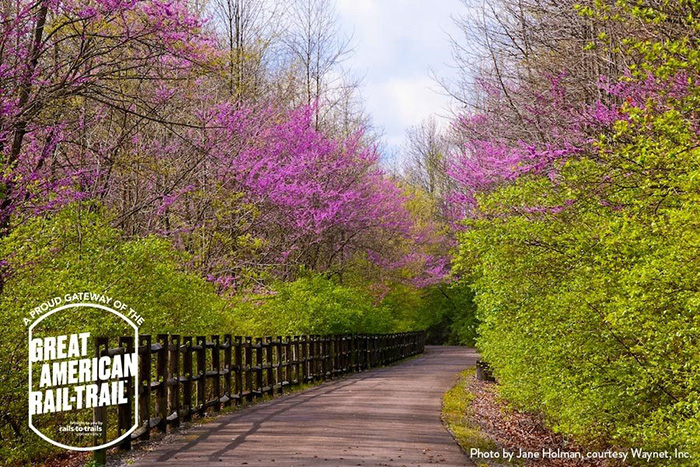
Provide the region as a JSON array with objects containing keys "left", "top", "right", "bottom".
[{"left": 336, "top": 0, "right": 464, "bottom": 164}]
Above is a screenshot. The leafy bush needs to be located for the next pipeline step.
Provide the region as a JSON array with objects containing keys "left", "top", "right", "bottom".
[
  {"left": 382, "top": 283, "right": 478, "bottom": 345},
  {"left": 228, "top": 273, "right": 395, "bottom": 336},
  {"left": 0, "top": 205, "right": 234, "bottom": 464},
  {"left": 453, "top": 58, "right": 699, "bottom": 463},
  {"left": 449, "top": 2, "right": 699, "bottom": 459}
]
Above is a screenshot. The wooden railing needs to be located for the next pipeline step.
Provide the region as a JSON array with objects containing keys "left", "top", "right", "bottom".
[{"left": 94, "top": 331, "right": 425, "bottom": 452}]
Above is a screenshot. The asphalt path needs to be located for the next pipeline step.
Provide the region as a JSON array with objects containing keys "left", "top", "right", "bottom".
[{"left": 130, "top": 345, "right": 477, "bottom": 467}]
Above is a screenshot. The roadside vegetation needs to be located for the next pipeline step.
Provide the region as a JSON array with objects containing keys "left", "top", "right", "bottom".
[
  {"left": 415, "top": 0, "right": 698, "bottom": 460},
  {"left": 405, "top": 0, "right": 698, "bottom": 450},
  {"left": 442, "top": 369, "right": 498, "bottom": 458}
]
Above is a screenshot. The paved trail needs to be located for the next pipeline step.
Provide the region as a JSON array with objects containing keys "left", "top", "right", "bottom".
[{"left": 130, "top": 346, "right": 477, "bottom": 467}]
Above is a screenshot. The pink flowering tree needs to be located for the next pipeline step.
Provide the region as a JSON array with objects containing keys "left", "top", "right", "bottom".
[
  {"left": 1, "top": 0, "right": 449, "bottom": 295},
  {"left": 141, "top": 102, "right": 448, "bottom": 291},
  {"left": 0, "top": 0, "right": 212, "bottom": 234}
]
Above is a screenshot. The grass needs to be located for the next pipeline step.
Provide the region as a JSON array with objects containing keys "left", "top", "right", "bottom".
[{"left": 441, "top": 368, "right": 501, "bottom": 465}]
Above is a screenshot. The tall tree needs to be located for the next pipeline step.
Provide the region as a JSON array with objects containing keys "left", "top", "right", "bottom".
[{"left": 284, "top": 0, "right": 353, "bottom": 129}]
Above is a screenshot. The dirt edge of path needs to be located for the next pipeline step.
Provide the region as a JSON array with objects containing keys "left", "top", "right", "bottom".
[{"left": 442, "top": 370, "right": 621, "bottom": 467}]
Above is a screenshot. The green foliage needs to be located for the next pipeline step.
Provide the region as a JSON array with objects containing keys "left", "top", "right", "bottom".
[
  {"left": 228, "top": 273, "right": 395, "bottom": 336},
  {"left": 454, "top": 63, "right": 699, "bottom": 465},
  {"left": 1, "top": 205, "right": 234, "bottom": 334},
  {"left": 226, "top": 271, "right": 475, "bottom": 341},
  {"left": 0, "top": 203, "right": 445, "bottom": 465},
  {"left": 0, "top": 204, "right": 235, "bottom": 464},
  {"left": 382, "top": 283, "right": 478, "bottom": 345}
]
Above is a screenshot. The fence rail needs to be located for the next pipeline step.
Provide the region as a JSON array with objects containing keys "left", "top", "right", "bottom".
[{"left": 95, "top": 331, "right": 425, "bottom": 452}]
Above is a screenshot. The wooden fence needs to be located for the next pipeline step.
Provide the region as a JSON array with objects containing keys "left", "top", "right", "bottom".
[{"left": 94, "top": 331, "right": 425, "bottom": 452}]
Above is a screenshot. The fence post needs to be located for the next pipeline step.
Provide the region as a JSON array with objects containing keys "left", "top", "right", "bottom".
[
  {"left": 382, "top": 335, "right": 387, "bottom": 365},
  {"left": 316, "top": 335, "right": 322, "bottom": 380},
  {"left": 375, "top": 335, "right": 380, "bottom": 367},
  {"left": 118, "top": 336, "right": 133, "bottom": 451},
  {"left": 311, "top": 335, "right": 318, "bottom": 381},
  {"left": 93, "top": 337, "right": 108, "bottom": 467},
  {"left": 309, "top": 335, "right": 315, "bottom": 381},
  {"left": 309, "top": 334, "right": 319, "bottom": 381},
  {"left": 196, "top": 336, "right": 206, "bottom": 416},
  {"left": 322, "top": 335, "right": 329, "bottom": 380},
  {"left": 292, "top": 336, "right": 300, "bottom": 385},
  {"left": 138, "top": 334, "right": 151, "bottom": 439},
  {"left": 300, "top": 335, "right": 308, "bottom": 382},
  {"left": 168, "top": 335, "right": 180, "bottom": 430},
  {"left": 265, "top": 336, "right": 274, "bottom": 396},
  {"left": 275, "top": 336, "right": 283, "bottom": 395},
  {"left": 353, "top": 334, "right": 359, "bottom": 372},
  {"left": 182, "top": 336, "right": 193, "bottom": 422},
  {"left": 364, "top": 335, "right": 369, "bottom": 369},
  {"left": 155, "top": 334, "right": 168, "bottom": 433},
  {"left": 245, "top": 337, "right": 253, "bottom": 402},
  {"left": 212, "top": 335, "right": 221, "bottom": 411},
  {"left": 318, "top": 335, "right": 323, "bottom": 380},
  {"left": 223, "top": 334, "right": 232, "bottom": 408},
  {"left": 368, "top": 335, "right": 373, "bottom": 368},
  {"left": 366, "top": 334, "right": 371, "bottom": 370},
  {"left": 255, "top": 337, "right": 263, "bottom": 398},
  {"left": 343, "top": 334, "right": 347, "bottom": 373},
  {"left": 331, "top": 336, "right": 338, "bottom": 377},
  {"left": 319, "top": 335, "right": 324, "bottom": 379},
  {"left": 338, "top": 336, "right": 344, "bottom": 375},
  {"left": 234, "top": 336, "right": 243, "bottom": 405},
  {"left": 285, "top": 336, "right": 292, "bottom": 387},
  {"left": 358, "top": 335, "right": 364, "bottom": 370},
  {"left": 348, "top": 335, "right": 354, "bottom": 373},
  {"left": 331, "top": 335, "right": 336, "bottom": 376},
  {"left": 339, "top": 335, "right": 344, "bottom": 374},
  {"left": 320, "top": 335, "right": 325, "bottom": 380}
]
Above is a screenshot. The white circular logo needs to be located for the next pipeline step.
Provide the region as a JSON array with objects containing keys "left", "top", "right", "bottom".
[{"left": 27, "top": 300, "right": 139, "bottom": 451}]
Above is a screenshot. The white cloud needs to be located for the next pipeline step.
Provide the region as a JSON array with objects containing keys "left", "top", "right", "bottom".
[
  {"left": 385, "top": 77, "right": 448, "bottom": 127},
  {"left": 336, "top": 0, "right": 463, "bottom": 160}
]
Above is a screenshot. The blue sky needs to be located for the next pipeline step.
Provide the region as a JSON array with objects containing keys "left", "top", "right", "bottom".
[{"left": 336, "top": 0, "right": 464, "bottom": 163}]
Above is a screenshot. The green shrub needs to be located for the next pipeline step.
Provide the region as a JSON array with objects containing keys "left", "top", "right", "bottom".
[
  {"left": 382, "top": 283, "right": 478, "bottom": 345},
  {"left": 454, "top": 88, "right": 700, "bottom": 459},
  {"left": 0, "top": 205, "right": 234, "bottom": 464},
  {"left": 228, "top": 273, "right": 394, "bottom": 336}
]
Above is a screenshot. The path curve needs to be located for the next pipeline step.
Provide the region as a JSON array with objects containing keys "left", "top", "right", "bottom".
[{"left": 128, "top": 346, "right": 477, "bottom": 467}]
